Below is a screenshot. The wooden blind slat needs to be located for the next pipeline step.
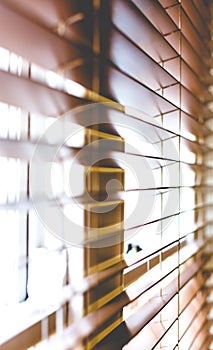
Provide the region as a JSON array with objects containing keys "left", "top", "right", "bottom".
[
  {"left": 181, "top": 0, "right": 210, "bottom": 38},
  {"left": 109, "top": 28, "right": 177, "bottom": 91},
  {"left": 132, "top": 0, "right": 177, "bottom": 35},
  {"left": 0, "top": 3, "right": 86, "bottom": 71},
  {"left": 111, "top": 0, "right": 178, "bottom": 63},
  {"left": 94, "top": 255, "right": 209, "bottom": 350},
  {"left": 105, "top": 67, "right": 177, "bottom": 115},
  {"left": 0, "top": 70, "right": 82, "bottom": 116},
  {"left": 1, "top": 0, "right": 94, "bottom": 48},
  {"left": 0, "top": 1, "right": 212, "bottom": 349}
]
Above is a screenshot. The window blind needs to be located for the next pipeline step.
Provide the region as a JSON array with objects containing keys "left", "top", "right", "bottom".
[{"left": 0, "top": 1, "right": 213, "bottom": 350}]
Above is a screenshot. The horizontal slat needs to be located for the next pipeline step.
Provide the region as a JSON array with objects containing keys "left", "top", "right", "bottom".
[
  {"left": 0, "top": 306, "right": 63, "bottom": 350},
  {"left": 136, "top": 2, "right": 210, "bottom": 83},
  {"left": 179, "top": 305, "right": 210, "bottom": 350},
  {"left": 192, "top": 0, "right": 210, "bottom": 22},
  {"left": 166, "top": 31, "right": 208, "bottom": 79},
  {"left": 35, "top": 241, "right": 213, "bottom": 306},
  {"left": 191, "top": 321, "right": 211, "bottom": 350},
  {"left": 110, "top": 0, "right": 178, "bottom": 63},
  {"left": 0, "top": 138, "right": 78, "bottom": 161},
  {"left": 191, "top": 4, "right": 210, "bottom": 38},
  {"left": 0, "top": 322, "right": 42, "bottom": 350},
  {"left": 180, "top": 111, "right": 210, "bottom": 138},
  {"left": 199, "top": 336, "right": 213, "bottom": 350},
  {"left": 0, "top": 239, "right": 210, "bottom": 350},
  {"left": 163, "top": 109, "right": 210, "bottom": 138},
  {"left": 163, "top": 44, "right": 209, "bottom": 95},
  {"left": 0, "top": 70, "right": 84, "bottom": 116},
  {"left": 105, "top": 67, "right": 177, "bottom": 115},
  {"left": 0, "top": 0, "right": 94, "bottom": 48},
  {"left": 124, "top": 202, "right": 213, "bottom": 232},
  {"left": 26, "top": 253, "right": 209, "bottom": 350},
  {"left": 109, "top": 28, "right": 177, "bottom": 91},
  {"left": 0, "top": 0, "right": 91, "bottom": 29},
  {"left": 179, "top": 274, "right": 210, "bottom": 314},
  {"left": 177, "top": 0, "right": 210, "bottom": 39},
  {"left": 139, "top": 0, "right": 209, "bottom": 65},
  {"left": 181, "top": 61, "right": 208, "bottom": 101},
  {"left": 179, "top": 294, "right": 209, "bottom": 340},
  {"left": 166, "top": 5, "right": 209, "bottom": 59},
  {"left": 0, "top": 125, "right": 208, "bottom": 167},
  {"left": 105, "top": 66, "right": 206, "bottom": 120},
  {"left": 181, "top": 8, "right": 210, "bottom": 58},
  {"left": 180, "top": 137, "right": 208, "bottom": 155},
  {"left": 123, "top": 318, "right": 178, "bottom": 350},
  {"left": 0, "top": 3, "right": 90, "bottom": 71},
  {"left": 132, "top": 0, "right": 177, "bottom": 35},
  {"left": 124, "top": 242, "right": 180, "bottom": 287},
  {"left": 63, "top": 103, "right": 179, "bottom": 146},
  {"left": 11, "top": 224, "right": 212, "bottom": 291},
  {"left": 0, "top": 101, "right": 207, "bottom": 156},
  {"left": 24, "top": 222, "right": 213, "bottom": 279},
  {"left": 16, "top": 232, "right": 213, "bottom": 302},
  {"left": 180, "top": 86, "right": 204, "bottom": 116},
  {"left": 0, "top": 137, "right": 174, "bottom": 168},
  {"left": 94, "top": 255, "right": 209, "bottom": 350},
  {"left": 131, "top": 294, "right": 208, "bottom": 350}
]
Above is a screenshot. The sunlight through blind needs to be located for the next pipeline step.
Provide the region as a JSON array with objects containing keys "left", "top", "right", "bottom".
[{"left": 0, "top": 1, "right": 213, "bottom": 350}]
